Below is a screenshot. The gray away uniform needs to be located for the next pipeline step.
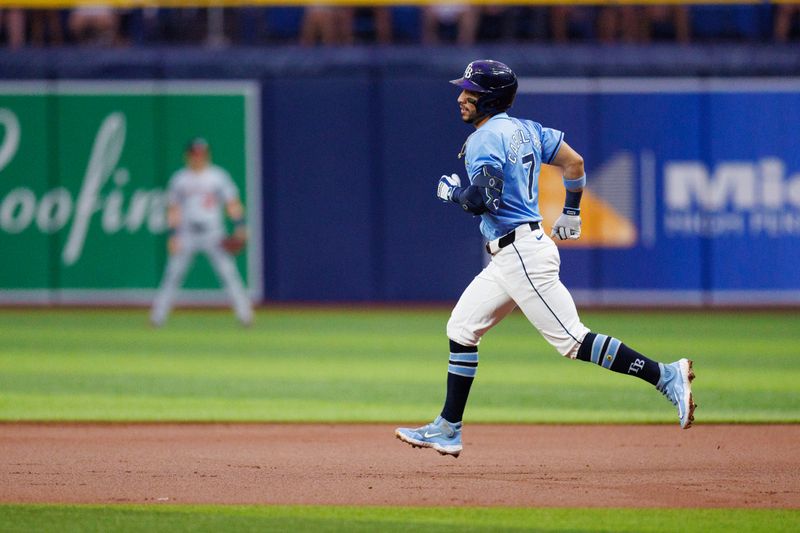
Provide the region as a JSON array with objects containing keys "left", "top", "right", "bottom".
[{"left": 150, "top": 164, "right": 253, "bottom": 326}]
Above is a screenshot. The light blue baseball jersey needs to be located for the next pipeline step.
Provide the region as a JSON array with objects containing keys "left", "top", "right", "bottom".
[{"left": 463, "top": 112, "right": 564, "bottom": 241}]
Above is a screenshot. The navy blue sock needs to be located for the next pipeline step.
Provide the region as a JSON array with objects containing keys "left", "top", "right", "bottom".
[
  {"left": 577, "top": 332, "right": 661, "bottom": 386},
  {"left": 440, "top": 340, "right": 478, "bottom": 423}
]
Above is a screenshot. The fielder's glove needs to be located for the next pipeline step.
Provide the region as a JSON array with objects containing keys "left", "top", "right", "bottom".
[
  {"left": 436, "top": 173, "right": 461, "bottom": 202},
  {"left": 221, "top": 234, "right": 247, "bottom": 255},
  {"left": 550, "top": 213, "right": 582, "bottom": 240}
]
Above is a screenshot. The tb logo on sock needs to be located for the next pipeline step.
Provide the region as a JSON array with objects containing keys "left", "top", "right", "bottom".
[{"left": 628, "top": 358, "right": 645, "bottom": 374}]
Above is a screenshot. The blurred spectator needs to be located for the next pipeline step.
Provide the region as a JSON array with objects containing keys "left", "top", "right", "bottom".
[
  {"left": 552, "top": 5, "right": 689, "bottom": 44},
  {"left": 29, "top": 10, "right": 65, "bottom": 47},
  {"left": 596, "top": 6, "right": 639, "bottom": 43},
  {"left": 0, "top": 3, "right": 785, "bottom": 48},
  {"left": 479, "top": 6, "right": 548, "bottom": 42},
  {"left": 422, "top": 4, "right": 478, "bottom": 45},
  {"left": 550, "top": 6, "right": 596, "bottom": 43},
  {"left": 300, "top": 6, "right": 391, "bottom": 46},
  {"left": 476, "top": 6, "right": 511, "bottom": 42},
  {"left": 505, "top": 6, "right": 549, "bottom": 42},
  {"left": 690, "top": 4, "right": 768, "bottom": 42},
  {"left": 300, "top": 6, "right": 354, "bottom": 45},
  {"left": 353, "top": 7, "right": 392, "bottom": 44},
  {"left": 0, "top": 9, "right": 25, "bottom": 48},
  {"left": 596, "top": 5, "right": 689, "bottom": 44},
  {"left": 774, "top": 4, "right": 800, "bottom": 42},
  {"left": 133, "top": 7, "right": 162, "bottom": 44},
  {"left": 205, "top": 7, "right": 228, "bottom": 47},
  {"left": 388, "top": 6, "right": 421, "bottom": 43},
  {"left": 263, "top": 7, "right": 305, "bottom": 44},
  {"left": 68, "top": 5, "right": 120, "bottom": 45},
  {"left": 642, "top": 5, "right": 690, "bottom": 43},
  {"left": 161, "top": 8, "right": 207, "bottom": 44}
]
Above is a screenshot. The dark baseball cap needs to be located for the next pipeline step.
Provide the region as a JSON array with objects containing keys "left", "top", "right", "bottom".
[{"left": 185, "top": 137, "right": 209, "bottom": 153}]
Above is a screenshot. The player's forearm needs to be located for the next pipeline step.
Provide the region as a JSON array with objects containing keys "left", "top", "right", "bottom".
[
  {"left": 556, "top": 149, "right": 586, "bottom": 214},
  {"left": 562, "top": 159, "right": 585, "bottom": 190},
  {"left": 226, "top": 200, "right": 244, "bottom": 221},
  {"left": 226, "top": 200, "right": 247, "bottom": 238},
  {"left": 551, "top": 141, "right": 585, "bottom": 189},
  {"left": 167, "top": 205, "right": 181, "bottom": 229},
  {"left": 451, "top": 185, "right": 489, "bottom": 215}
]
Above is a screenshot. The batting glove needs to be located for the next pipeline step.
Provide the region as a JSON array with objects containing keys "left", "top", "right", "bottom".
[
  {"left": 437, "top": 173, "right": 462, "bottom": 202},
  {"left": 550, "top": 213, "right": 582, "bottom": 240}
]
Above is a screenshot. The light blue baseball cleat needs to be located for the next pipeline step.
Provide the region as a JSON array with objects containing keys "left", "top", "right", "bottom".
[
  {"left": 656, "top": 358, "right": 696, "bottom": 429},
  {"left": 395, "top": 416, "right": 463, "bottom": 457}
]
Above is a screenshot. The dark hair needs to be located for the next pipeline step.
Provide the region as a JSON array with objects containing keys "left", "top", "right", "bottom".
[{"left": 185, "top": 137, "right": 210, "bottom": 153}]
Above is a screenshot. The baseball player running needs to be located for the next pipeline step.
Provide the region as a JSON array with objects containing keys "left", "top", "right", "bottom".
[
  {"left": 150, "top": 138, "right": 253, "bottom": 327},
  {"left": 395, "top": 60, "right": 695, "bottom": 457}
]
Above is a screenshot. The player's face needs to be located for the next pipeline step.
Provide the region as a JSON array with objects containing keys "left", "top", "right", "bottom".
[
  {"left": 186, "top": 149, "right": 210, "bottom": 171},
  {"left": 457, "top": 90, "right": 481, "bottom": 124}
]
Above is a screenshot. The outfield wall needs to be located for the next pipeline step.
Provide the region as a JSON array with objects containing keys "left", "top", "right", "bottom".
[{"left": 0, "top": 48, "right": 798, "bottom": 306}]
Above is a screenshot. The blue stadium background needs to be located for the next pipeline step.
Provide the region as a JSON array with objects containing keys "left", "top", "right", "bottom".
[{"left": 1, "top": 3, "right": 799, "bottom": 306}]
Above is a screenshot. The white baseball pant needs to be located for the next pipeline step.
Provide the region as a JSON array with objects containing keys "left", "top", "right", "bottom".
[
  {"left": 447, "top": 224, "right": 590, "bottom": 358},
  {"left": 151, "top": 230, "right": 252, "bottom": 325}
]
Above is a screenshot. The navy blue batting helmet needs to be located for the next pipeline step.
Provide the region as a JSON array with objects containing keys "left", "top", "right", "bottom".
[{"left": 450, "top": 60, "right": 518, "bottom": 116}]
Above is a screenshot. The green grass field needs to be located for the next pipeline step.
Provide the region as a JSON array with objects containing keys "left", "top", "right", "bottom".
[
  {"left": 0, "top": 505, "right": 797, "bottom": 533},
  {"left": 1, "top": 307, "right": 798, "bottom": 532},
  {"left": 0, "top": 308, "right": 798, "bottom": 423}
]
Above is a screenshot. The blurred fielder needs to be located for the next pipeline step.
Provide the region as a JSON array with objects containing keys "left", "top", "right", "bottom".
[
  {"left": 396, "top": 60, "right": 696, "bottom": 457},
  {"left": 150, "top": 138, "right": 253, "bottom": 327}
]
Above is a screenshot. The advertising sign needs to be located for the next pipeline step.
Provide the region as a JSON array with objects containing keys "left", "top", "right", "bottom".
[
  {"left": 0, "top": 81, "right": 261, "bottom": 304},
  {"left": 518, "top": 78, "right": 800, "bottom": 305}
]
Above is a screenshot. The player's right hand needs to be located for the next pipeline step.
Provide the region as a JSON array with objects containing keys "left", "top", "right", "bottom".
[
  {"left": 437, "top": 173, "right": 462, "bottom": 202},
  {"left": 168, "top": 235, "right": 181, "bottom": 255}
]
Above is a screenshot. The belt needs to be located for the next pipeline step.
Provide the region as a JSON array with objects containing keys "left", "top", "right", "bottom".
[
  {"left": 485, "top": 222, "right": 540, "bottom": 255},
  {"left": 188, "top": 222, "right": 210, "bottom": 233}
]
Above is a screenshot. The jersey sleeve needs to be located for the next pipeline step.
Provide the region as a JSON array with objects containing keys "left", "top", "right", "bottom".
[
  {"left": 217, "top": 168, "right": 240, "bottom": 203},
  {"left": 465, "top": 129, "right": 505, "bottom": 181},
  {"left": 166, "top": 173, "right": 183, "bottom": 205},
  {"left": 540, "top": 126, "right": 565, "bottom": 164}
]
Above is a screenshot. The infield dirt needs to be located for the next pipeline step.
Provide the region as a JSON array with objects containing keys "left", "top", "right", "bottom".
[{"left": 0, "top": 424, "right": 797, "bottom": 508}]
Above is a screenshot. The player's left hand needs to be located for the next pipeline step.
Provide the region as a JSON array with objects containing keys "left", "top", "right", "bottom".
[
  {"left": 222, "top": 233, "right": 247, "bottom": 255},
  {"left": 437, "top": 173, "right": 461, "bottom": 202},
  {"left": 550, "top": 213, "right": 582, "bottom": 240}
]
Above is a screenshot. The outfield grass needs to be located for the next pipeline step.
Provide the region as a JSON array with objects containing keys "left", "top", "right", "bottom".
[
  {"left": 1, "top": 308, "right": 797, "bottom": 531},
  {"left": 0, "top": 505, "right": 797, "bottom": 533},
  {"left": 0, "top": 308, "right": 797, "bottom": 423}
]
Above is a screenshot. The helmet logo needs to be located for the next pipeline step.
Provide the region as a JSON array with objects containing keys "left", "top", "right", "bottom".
[{"left": 464, "top": 64, "right": 474, "bottom": 79}]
